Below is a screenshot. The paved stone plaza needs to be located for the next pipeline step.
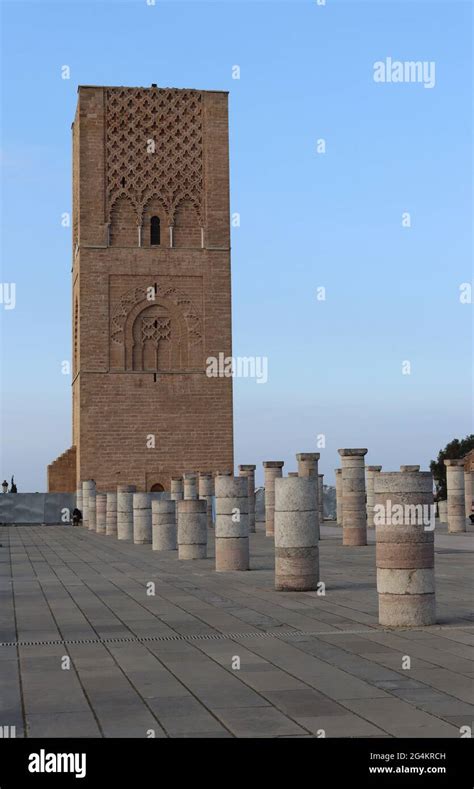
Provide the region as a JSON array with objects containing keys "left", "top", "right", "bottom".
[{"left": 0, "top": 522, "right": 472, "bottom": 738}]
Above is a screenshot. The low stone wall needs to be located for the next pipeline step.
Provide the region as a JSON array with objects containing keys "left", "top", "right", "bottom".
[{"left": 0, "top": 493, "right": 75, "bottom": 524}]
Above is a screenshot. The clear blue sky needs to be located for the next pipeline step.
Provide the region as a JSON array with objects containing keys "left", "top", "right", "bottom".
[{"left": 1, "top": 0, "right": 472, "bottom": 491}]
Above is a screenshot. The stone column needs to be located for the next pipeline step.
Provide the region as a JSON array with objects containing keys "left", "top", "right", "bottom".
[
  {"left": 375, "top": 469, "right": 435, "bottom": 627},
  {"left": 117, "top": 485, "right": 136, "bottom": 541},
  {"left": 183, "top": 473, "right": 198, "bottom": 500},
  {"left": 88, "top": 486, "right": 97, "bottom": 531},
  {"left": 318, "top": 474, "right": 324, "bottom": 525},
  {"left": 338, "top": 448, "right": 368, "bottom": 546},
  {"left": 133, "top": 493, "right": 152, "bottom": 544},
  {"left": 464, "top": 468, "right": 473, "bottom": 518},
  {"left": 274, "top": 477, "right": 319, "bottom": 591},
  {"left": 82, "top": 480, "right": 95, "bottom": 529},
  {"left": 335, "top": 469, "right": 342, "bottom": 525},
  {"left": 239, "top": 465, "right": 256, "bottom": 533},
  {"left": 438, "top": 500, "right": 447, "bottom": 523},
  {"left": 288, "top": 472, "right": 298, "bottom": 477},
  {"left": 296, "top": 453, "right": 319, "bottom": 478},
  {"left": 366, "top": 465, "right": 382, "bottom": 528},
  {"left": 96, "top": 493, "right": 107, "bottom": 535},
  {"left": 400, "top": 465, "right": 420, "bottom": 472},
  {"left": 171, "top": 476, "right": 183, "bottom": 524},
  {"left": 76, "top": 487, "right": 83, "bottom": 514},
  {"left": 177, "top": 499, "right": 207, "bottom": 559},
  {"left": 199, "top": 472, "right": 214, "bottom": 529},
  {"left": 215, "top": 475, "right": 249, "bottom": 571},
  {"left": 444, "top": 459, "right": 466, "bottom": 533},
  {"left": 106, "top": 492, "right": 117, "bottom": 537},
  {"left": 296, "top": 453, "right": 320, "bottom": 539},
  {"left": 152, "top": 500, "right": 177, "bottom": 551},
  {"left": 263, "top": 461, "right": 284, "bottom": 537}
]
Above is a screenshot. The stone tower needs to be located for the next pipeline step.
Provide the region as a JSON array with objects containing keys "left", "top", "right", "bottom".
[{"left": 48, "top": 85, "right": 234, "bottom": 492}]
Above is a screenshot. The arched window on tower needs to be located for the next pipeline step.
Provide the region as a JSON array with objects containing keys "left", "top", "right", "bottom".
[{"left": 150, "top": 216, "right": 161, "bottom": 246}]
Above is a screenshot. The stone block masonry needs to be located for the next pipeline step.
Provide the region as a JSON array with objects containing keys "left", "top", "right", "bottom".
[{"left": 48, "top": 85, "right": 234, "bottom": 493}]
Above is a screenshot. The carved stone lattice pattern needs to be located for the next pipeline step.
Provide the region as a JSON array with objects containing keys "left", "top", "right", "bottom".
[
  {"left": 111, "top": 284, "right": 202, "bottom": 347},
  {"left": 105, "top": 88, "right": 203, "bottom": 225},
  {"left": 141, "top": 317, "right": 170, "bottom": 344}
]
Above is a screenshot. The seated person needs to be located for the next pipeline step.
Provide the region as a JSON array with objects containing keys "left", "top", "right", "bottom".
[{"left": 72, "top": 507, "right": 82, "bottom": 527}]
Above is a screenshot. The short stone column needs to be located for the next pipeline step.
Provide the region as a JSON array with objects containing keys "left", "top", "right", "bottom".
[
  {"left": 288, "top": 472, "right": 298, "bottom": 477},
  {"left": 263, "top": 461, "right": 284, "bottom": 537},
  {"left": 338, "top": 448, "right": 368, "bottom": 546},
  {"left": 171, "top": 477, "right": 183, "bottom": 501},
  {"left": 183, "top": 473, "right": 198, "bottom": 500},
  {"left": 438, "top": 500, "right": 447, "bottom": 522},
  {"left": 177, "top": 499, "right": 207, "bottom": 559},
  {"left": 335, "top": 469, "right": 342, "bottom": 525},
  {"left": 152, "top": 500, "right": 177, "bottom": 551},
  {"left": 133, "top": 493, "right": 152, "bottom": 544},
  {"left": 88, "top": 486, "right": 97, "bottom": 531},
  {"left": 366, "top": 465, "right": 382, "bottom": 528},
  {"left": 106, "top": 492, "right": 117, "bottom": 537},
  {"left": 444, "top": 459, "right": 466, "bottom": 533},
  {"left": 274, "top": 477, "right": 319, "bottom": 591},
  {"left": 239, "top": 465, "right": 256, "bottom": 533},
  {"left": 464, "top": 469, "right": 473, "bottom": 518},
  {"left": 76, "top": 487, "right": 83, "bottom": 514},
  {"left": 215, "top": 475, "right": 249, "bottom": 571},
  {"left": 296, "top": 452, "right": 319, "bottom": 478},
  {"left": 199, "top": 472, "right": 214, "bottom": 529},
  {"left": 400, "top": 465, "right": 420, "bottom": 472},
  {"left": 117, "top": 485, "right": 136, "bottom": 541},
  {"left": 96, "top": 493, "right": 107, "bottom": 535},
  {"left": 375, "top": 469, "right": 435, "bottom": 627},
  {"left": 318, "top": 474, "right": 324, "bottom": 525},
  {"left": 82, "top": 480, "right": 95, "bottom": 529}
]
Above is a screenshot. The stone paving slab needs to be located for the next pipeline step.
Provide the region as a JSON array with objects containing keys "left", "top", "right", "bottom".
[{"left": 0, "top": 521, "right": 472, "bottom": 738}]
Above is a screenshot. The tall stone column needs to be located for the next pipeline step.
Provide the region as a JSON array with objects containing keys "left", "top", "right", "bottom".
[
  {"left": 438, "top": 500, "right": 447, "bottom": 523},
  {"left": 444, "top": 459, "right": 466, "bottom": 533},
  {"left": 76, "top": 487, "right": 83, "bottom": 515},
  {"left": 88, "top": 486, "right": 97, "bottom": 531},
  {"left": 177, "top": 499, "right": 207, "bottom": 559},
  {"left": 274, "top": 477, "right": 319, "bottom": 591},
  {"left": 199, "top": 472, "right": 214, "bottom": 529},
  {"left": 338, "top": 449, "right": 368, "bottom": 546},
  {"left": 263, "top": 461, "right": 284, "bottom": 537},
  {"left": 82, "top": 480, "right": 95, "bottom": 529},
  {"left": 375, "top": 469, "right": 435, "bottom": 627},
  {"left": 366, "top": 465, "right": 382, "bottom": 528},
  {"left": 96, "top": 492, "right": 107, "bottom": 535},
  {"left": 106, "top": 492, "right": 117, "bottom": 536},
  {"left": 133, "top": 493, "right": 152, "bottom": 544},
  {"left": 171, "top": 477, "right": 183, "bottom": 525},
  {"left": 335, "top": 469, "right": 342, "bottom": 525},
  {"left": 296, "top": 453, "right": 320, "bottom": 538},
  {"left": 152, "top": 500, "right": 177, "bottom": 551},
  {"left": 464, "top": 468, "right": 473, "bottom": 518},
  {"left": 215, "top": 475, "right": 249, "bottom": 571},
  {"left": 318, "top": 474, "right": 324, "bottom": 525},
  {"left": 117, "top": 485, "right": 136, "bottom": 541},
  {"left": 238, "top": 465, "right": 256, "bottom": 533},
  {"left": 183, "top": 473, "right": 198, "bottom": 500}
]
